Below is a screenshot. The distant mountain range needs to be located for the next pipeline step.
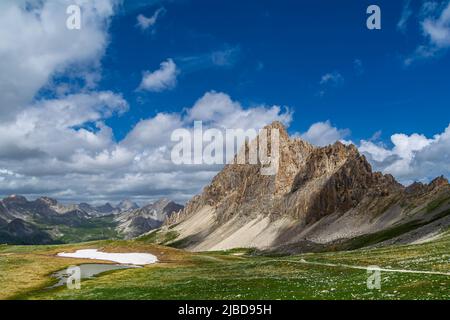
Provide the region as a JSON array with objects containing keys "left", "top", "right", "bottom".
[
  {"left": 0, "top": 196, "right": 183, "bottom": 244},
  {"left": 155, "top": 122, "right": 450, "bottom": 253}
]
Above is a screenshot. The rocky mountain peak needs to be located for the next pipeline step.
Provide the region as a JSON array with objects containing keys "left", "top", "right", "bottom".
[
  {"left": 170, "top": 122, "right": 402, "bottom": 226},
  {"left": 266, "top": 120, "right": 290, "bottom": 140},
  {"left": 95, "top": 202, "right": 115, "bottom": 213},
  {"left": 152, "top": 198, "right": 171, "bottom": 207},
  {"left": 404, "top": 176, "right": 449, "bottom": 195},
  {"left": 160, "top": 122, "right": 449, "bottom": 252},
  {"left": 117, "top": 199, "right": 139, "bottom": 212},
  {"left": 35, "top": 197, "right": 58, "bottom": 206},
  {"left": 3, "top": 195, "right": 28, "bottom": 203},
  {"left": 429, "top": 175, "right": 449, "bottom": 189},
  {"left": 405, "top": 181, "right": 426, "bottom": 194}
]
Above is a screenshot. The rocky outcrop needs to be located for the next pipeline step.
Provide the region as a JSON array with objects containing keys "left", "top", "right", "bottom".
[
  {"left": 168, "top": 122, "right": 402, "bottom": 226},
  {"left": 429, "top": 176, "right": 449, "bottom": 189},
  {"left": 161, "top": 122, "right": 450, "bottom": 252}
]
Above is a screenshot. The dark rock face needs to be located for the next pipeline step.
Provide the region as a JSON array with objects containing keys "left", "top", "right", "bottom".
[
  {"left": 127, "top": 216, "right": 162, "bottom": 238},
  {"left": 1, "top": 195, "right": 58, "bottom": 222},
  {"left": 289, "top": 143, "right": 403, "bottom": 224},
  {"left": 0, "top": 216, "right": 7, "bottom": 227},
  {"left": 95, "top": 203, "right": 116, "bottom": 214},
  {"left": 0, "top": 219, "right": 54, "bottom": 245}
]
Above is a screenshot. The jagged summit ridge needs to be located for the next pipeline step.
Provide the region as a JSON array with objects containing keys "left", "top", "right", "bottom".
[
  {"left": 169, "top": 122, "right": 400, "bottom": 224},
  {"left": 162, "top": 122, "right": 449, "bottom": 252}
]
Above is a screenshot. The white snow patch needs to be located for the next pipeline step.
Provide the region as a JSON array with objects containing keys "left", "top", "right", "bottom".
[{"left": 57, "top": 249, "right": 158, "bottom": 265}]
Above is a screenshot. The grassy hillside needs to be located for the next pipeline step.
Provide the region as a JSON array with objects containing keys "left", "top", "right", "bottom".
[
  {"left": 52, "top": 216, "right": 121, "bottom": 243},
  {"left": 0, "top": 231, "right": 448, "bottom": 300}
]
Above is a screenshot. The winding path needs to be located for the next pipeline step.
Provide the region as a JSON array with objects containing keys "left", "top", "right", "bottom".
[{"left": 272, "top": 259, "right": 450, "bottom": 276}]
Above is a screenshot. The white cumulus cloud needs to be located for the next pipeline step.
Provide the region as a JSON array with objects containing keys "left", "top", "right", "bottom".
[
  {"left": 138, "top": 59, "right": 179, "bottom": 92},
  {"left": 300, "top": 121, "right": 351, "bottom": 147},
  {"left": 359, "top": 125, "right": 450, "bottom": 185},
  {"left": 186, "top": 91, "right": 292, "bottom": 129}
]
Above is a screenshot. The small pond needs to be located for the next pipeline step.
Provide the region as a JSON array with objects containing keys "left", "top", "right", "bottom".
[
  {"left": 50, "top": 263, "right": 138, "bottom": 288},
  {"left": 50, "top": 249, "right": 158, "bottom": 289}
]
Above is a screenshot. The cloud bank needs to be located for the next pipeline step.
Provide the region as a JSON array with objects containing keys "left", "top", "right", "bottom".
[{"left": 0, "top": 89, "right": 292, "bottom": 203}]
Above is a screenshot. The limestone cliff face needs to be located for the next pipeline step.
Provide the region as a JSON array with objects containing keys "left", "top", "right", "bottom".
[
  {"left": 163, "top": 122, "right": 449, "bottom": 251},
  {"left": 168, "top": 122, "right": 401, "bottom": 225},
  {"left": 167, "top": 122, "right": 313, "bottom": 224},
  {"left": 287, "top": 142, "right": 403, "bottom": 224}
]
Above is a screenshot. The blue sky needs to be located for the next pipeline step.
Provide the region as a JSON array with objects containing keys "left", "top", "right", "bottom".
[
  {"left": 100, "top": 0, "right": 449, "bottom": 141},
  {"left": 0, "top": 0, "right": 449, "bottom": 204}
]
